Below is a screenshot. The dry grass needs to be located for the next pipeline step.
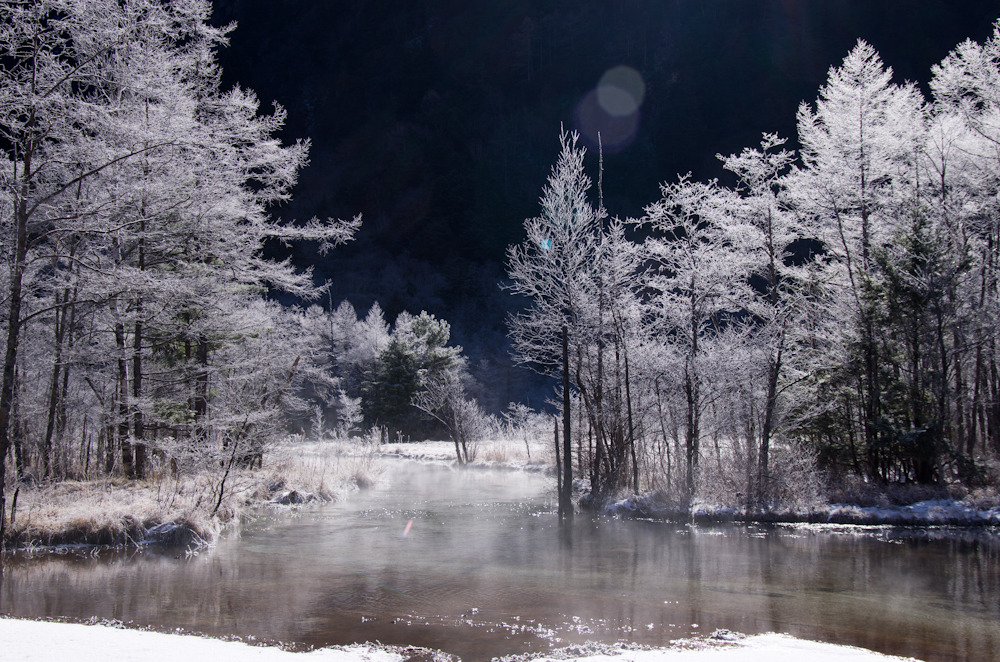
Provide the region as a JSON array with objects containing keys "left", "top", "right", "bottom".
[
  {"left": 2, "top": 437, "right": 384, "bottom": 552},
  {"left": 475, "top": 437, "right": 553, "bottom": 468},
  {"left": 262, "top": 437, "right": 385, "bottom": 494},
  {"left": 5, "top": 476, "right": 219, "bottom": 549}
]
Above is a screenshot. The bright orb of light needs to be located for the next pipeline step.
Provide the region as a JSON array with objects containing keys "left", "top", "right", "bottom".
[
  {"left": 597, "top": 65, "right": 646, "bottom": 117},
  {"left": 574, "top": 89, "right": 640, "bottom": 154},
  {"left": 575, "top": 65, "right": 646, "bottom": 153}
]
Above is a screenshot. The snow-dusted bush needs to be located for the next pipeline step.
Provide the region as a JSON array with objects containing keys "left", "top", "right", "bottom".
[{"left": 766, "top": 441, "right": 825, "bottom": 510}]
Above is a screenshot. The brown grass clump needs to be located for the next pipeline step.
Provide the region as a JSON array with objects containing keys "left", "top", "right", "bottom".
[
  {"left": 4, "top": 477, "right": 218, "bottom": 550},
  {"left": 476, "top": 437, "right": 552, "bottom": 468}
]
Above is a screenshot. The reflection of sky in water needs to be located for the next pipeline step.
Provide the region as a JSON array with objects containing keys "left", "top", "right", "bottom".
[{"left": 2, "top": 459, "right": 998, "bottom": 662}]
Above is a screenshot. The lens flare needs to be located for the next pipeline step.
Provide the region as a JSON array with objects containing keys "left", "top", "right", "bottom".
[
  {"left": 574, "top": 89, "right": 640, "bottom": 153},
  {"left": 574, "top": 65, "right": 646, "bottom": 153},
  {"left": 597, "top": 65, "right": 646, "bottom": 117}
]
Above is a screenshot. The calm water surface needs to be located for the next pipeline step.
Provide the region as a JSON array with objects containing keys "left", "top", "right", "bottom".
[{"left": 1, "top": 459, "right": 998, "bottom": 661}]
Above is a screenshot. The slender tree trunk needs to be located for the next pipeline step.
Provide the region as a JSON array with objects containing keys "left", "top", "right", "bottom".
[
  {"left": 0, "top": 164, "right": 32, "bottom": 543},
  {"left": 954, "top": 326, "right": 969, "bottom": 455},
  {"left": 576, "top": 395, "right": 583, "bottom": 475},
  {"left": 11, "top": 368, "right": 24, "bottom": 480},
  {"left": 623, "top": 338, "right": 637, "bottom": 493},
  {"left": 133, "top": 316, "right": 145, "bottom": 478},
  {"left": 561, "top": 325, "right": 573, "bottom": 519},
  {"left": 684, "top": 365, "right": 698, "bottom": 508},
  {"left": 82, "top": 413, "right": 90, "bottom": 478},
  {"left": 57, "top": 293, "right": 75, "bottom": 470},
  {"left": 132, "top": 227, "right": 146, "bottom": 478},
  {"left": 452, "top": 430, "right": 465, "bottom": 466},
  {"left": 654, "top": 379, "right": 671, "bottom": 491},
  {"left": 42, "top": 290, "right": 66, "bottom": 478},
  {"left": 989, "top": 337, "right": 1000, "bottom": 454},
  {"left": 103, "top": 418, "right": 114, "bottom": 475},
  {"left": 115, "top": 321, "right": 133, "bottom": 477},
  {"left": 554, "top": 418, "right": 562, "bottom": 507},
  {"left": 759, "top": 329, "right": 784, "bottom": 507}
]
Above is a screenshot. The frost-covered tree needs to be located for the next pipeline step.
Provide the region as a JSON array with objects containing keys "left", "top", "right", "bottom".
[
  {"left": 507, "top": 130, "right": 651, "bottom": 501},
  {"left": 332, "top": 301, "right": 390, "bottom": 395},
  {"left": 412, "top": 356, "right": 486, "bottom": 465},
  {"left": 786, "top": 40, "right": 927, "bottom": 482},
  {"left": 497, "top": 31, "right": 1000, "bottom": 505},
  {"left": 643, "top": 176, "right": 758, "bottom": 503},
  {"left": 506, "top": 130, "right": 603, "bottom": 374},
  {"left": 931, "top": 23, "right": 1000, "bottom": 461},
  {"left": 506, "top": 130, "right": 605, "bottom": 506},
  {"left": 719, "top": 134, "right": 813, "bottom": 506},
  {"left": 0, "top": 0, "right": 188, "bottom": 527},
  {"left": 0, "top": 0, "right": 358, "bottom": 533},
  {"left": 574, "top": 218, "right": 644, "bottom": 494}
]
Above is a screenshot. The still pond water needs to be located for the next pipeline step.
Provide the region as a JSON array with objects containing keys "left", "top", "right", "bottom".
[{"left": 1, "top": 459, "right": 998, "bottom": 661}]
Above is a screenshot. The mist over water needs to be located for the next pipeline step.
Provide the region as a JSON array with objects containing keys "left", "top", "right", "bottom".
[{"left": 2, "top": 459, "right": 998, "bottom": 661}]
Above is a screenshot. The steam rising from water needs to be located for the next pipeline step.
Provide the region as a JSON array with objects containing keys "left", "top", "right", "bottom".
[{"left": 2, "top": 459, "right": 998, "bottom": 661}]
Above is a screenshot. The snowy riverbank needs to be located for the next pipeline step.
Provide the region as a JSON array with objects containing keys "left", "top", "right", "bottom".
[
  {"left": 1, "top": 438, "right": 382, "bottom": 552},
  {"left": 5, "top": 438, "right": 997, "bottom": 553},
  {"left": 0, "top": 619, "right": 920, "bottom": 661},
  {"left": 382, "top": 439, "right": 1000, "bottom": 528},
  {"left": 601, "top": 488, "right": 1000, "bottom": 527}
]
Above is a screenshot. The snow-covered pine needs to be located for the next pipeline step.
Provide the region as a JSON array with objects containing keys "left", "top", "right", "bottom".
[{"left": 784, "top": 39, "right": 928, "bottom": 483}]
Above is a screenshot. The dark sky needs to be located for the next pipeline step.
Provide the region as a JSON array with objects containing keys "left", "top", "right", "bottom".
[{"left": 211, "top": 0, "right": 1000, "bottom": 382}]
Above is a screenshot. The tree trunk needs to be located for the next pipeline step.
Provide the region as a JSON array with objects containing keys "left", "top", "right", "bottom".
[
  {"left": 133, "top": 316, "right": 145, "bottom": 479},
  {"left": 554, "top": 417, "right": 562, "bottom": 508},
  {"left": 561, "top": 325, "right": 573, "bottom": 519},
  {"left": 42, "top": 289, "right": 72, "bottom": 478},
  {"left": 0, "top": 161, "right": 32, "bottom": 543},
  {"left": 557, "top": 325, "right": 573, "bottom": 517},
  {"left": 115, "top": 321, "right": 134, "bottom": 478},
  {"left": 623, "top": 338, "right": 638, "bottom": 493},
  {"left": 132, "top": 226, "right": 147, "bottom": 478},
  {"left": 452, "top": 432, "right": 465, "bottom": 466},
  {"left": 759, "top": 328, "right": 784, "bottom": 508}
]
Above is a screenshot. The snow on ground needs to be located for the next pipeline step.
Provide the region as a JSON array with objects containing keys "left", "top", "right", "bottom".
[
  {"left": 602, "top": 492, "right": 1000, "bottom": 527},
  {"left": 820, "top": 498, "right": 1000, "bottom": 525},
  {"left": 0, "top": 618, "right": 406, "bottom": 662},
  {"left": 381, "top": 440, "right": 461, "bottom": 463},
  {"left": 381, "top": 441, "right": 999, "bottom": 526},
  {"left": 381, "top": 439, "right": 553, "bottom": 472},
  {"left": 0, "top": 619, "right": 919, "bottom": 661},
  {"left": 508, "top": 634, "right": 919, "bottom": 661}
]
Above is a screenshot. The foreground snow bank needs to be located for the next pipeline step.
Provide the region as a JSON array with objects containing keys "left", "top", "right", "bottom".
[
  {"left": 0, "top": 619, "right": 412, "bottom": 662},
  {"left": 1, "top": 619, "right": 918, "bottom": 661},
  {"left": 507, "top": 634, "right": 918, "bottom": 661}
]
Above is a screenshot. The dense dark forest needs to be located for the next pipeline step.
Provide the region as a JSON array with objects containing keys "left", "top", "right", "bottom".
[{"left": 211, "top": 1, "right": 998, "bottom": 353}]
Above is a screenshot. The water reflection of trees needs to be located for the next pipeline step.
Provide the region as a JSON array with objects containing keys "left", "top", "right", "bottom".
[{"left": 1, "top": 492, "right": 998, "bottom": 661}]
